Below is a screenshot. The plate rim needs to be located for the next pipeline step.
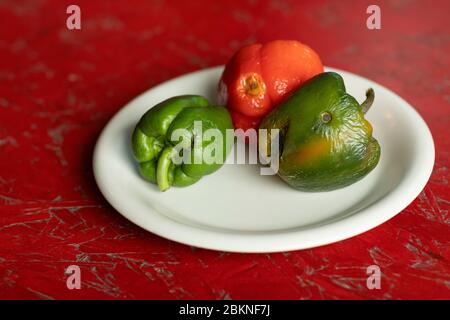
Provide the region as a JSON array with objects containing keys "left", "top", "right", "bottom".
[{"left": 93, "top": 65, "right": 435, "bottom": 253}]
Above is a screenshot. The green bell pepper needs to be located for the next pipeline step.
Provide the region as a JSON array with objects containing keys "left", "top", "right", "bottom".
[
  {"left": 259, "top": 72, "right": 381, "bottom": 191},
  {"left": 132, "top": 95, "right": 233, "bottom": 191}
]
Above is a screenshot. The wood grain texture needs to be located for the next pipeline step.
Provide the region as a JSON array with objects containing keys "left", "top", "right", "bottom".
[{"left": 0, "top": 0, "right": 448, "bottom": 299}]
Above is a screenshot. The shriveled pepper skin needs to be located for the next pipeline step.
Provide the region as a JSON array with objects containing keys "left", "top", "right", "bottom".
[
  {"left": 219, "top": 40, "right": 323, "bottom": 130},
  {"left": 132, "top": 95, "right": 233, "bottom": 191},
  {"left": 259, "top": 72, "right": 381, "bottom": 191}
]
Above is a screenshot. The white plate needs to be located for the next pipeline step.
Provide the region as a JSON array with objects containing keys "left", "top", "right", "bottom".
[{"left": 93, "top": 66, "right": 434, "bottom": 253}]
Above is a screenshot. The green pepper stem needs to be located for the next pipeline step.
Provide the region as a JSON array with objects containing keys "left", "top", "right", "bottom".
[
  {"left": 361, "top": 88, "right": 375, "bottom": 114},
  {"left": 156, "top": 146, "right": 174, "bottom": 191}
]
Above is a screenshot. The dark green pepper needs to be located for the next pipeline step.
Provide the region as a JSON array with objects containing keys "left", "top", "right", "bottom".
[
  {"left": 259, "top": 72, "right": 380, "bottom": 191},
  {"left": 132, "top": 95, "right": 233, "bottom": 191}
]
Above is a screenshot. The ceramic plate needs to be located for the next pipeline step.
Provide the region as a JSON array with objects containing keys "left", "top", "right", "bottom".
[{"left": 93, "top": 66, "right": 434, "bottom": 253}]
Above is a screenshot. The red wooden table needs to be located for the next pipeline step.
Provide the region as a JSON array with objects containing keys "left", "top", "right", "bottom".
[{"left": 0, "top": 0, "right": 449, "bottom": 299}]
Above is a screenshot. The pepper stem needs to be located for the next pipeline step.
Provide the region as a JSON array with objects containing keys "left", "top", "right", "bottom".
[
  {"left": 156, "top": 146, "right": 174, "bottom": 191},
  {"left": 360, "top": 88, "right": 375, "bottom": 114}
]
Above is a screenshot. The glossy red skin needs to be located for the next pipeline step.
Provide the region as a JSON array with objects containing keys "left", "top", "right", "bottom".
[
  {"left": 219, "top": 44, "right": 271, "bottom": 118},
  {"left": 229, "top": 109, "right": 262, "bottom": 131},
  {"left": 219, "top": 40, "right": 324, "bottom": 129}
]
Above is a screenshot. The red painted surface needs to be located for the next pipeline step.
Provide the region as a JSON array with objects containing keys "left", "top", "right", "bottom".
[{"left": 0, "top": 0, "right": 449, "bottom": 299}]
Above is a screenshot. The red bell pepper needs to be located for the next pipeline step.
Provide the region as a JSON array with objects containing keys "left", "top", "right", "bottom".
[{"left": 218, "top": 40, "right": 324, "bottom": 130}]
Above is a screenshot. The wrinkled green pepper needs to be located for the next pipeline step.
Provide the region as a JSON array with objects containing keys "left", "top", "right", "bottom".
[
  {"left": 132, "top": 95, "right": 233, "bottom": 191},
  {"left": 259, "top": 72, "right": 380, "bottom": 191}
]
